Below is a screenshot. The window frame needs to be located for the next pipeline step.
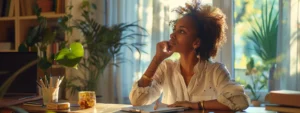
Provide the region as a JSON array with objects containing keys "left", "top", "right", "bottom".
[{"left": 213, "top": 0, "right": 235, "bottom": 79}]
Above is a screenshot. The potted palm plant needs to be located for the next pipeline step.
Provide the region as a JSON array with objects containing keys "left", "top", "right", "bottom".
[
  {"left": 62, "top": 1, "right": 147, "bottom": 96},
  {"left": 247, "top": 0, "right": 279, "bottom": 92}
]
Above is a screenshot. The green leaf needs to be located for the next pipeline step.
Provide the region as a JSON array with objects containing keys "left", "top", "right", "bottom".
[
  {"left": 91, "top": 3, "right": 97, "bottom": 10},
  {"left": 55, "top": 42, "right": 84, "bottom": 68},
  {"left": 38, "top": 57, "right": 52, "bottom": 71},
  {"left": 42, "top": 28, "right": 56, "bottom": 44},
  {"left": 246, "top": 57, "right": 254, "bottom": 71},
  {"left": 258, "top": 84, "right": 266, "bottom": 90},
  {"left": 81, "top": 0, "right": 90, "bottom": 9},
  {"left": 18, "top": 43, "right": 29, "bottom": 52},
  {"left": 70, "top": 42, "right": 84, "bottom": 57},
  {"left": 245, "top": 84, "right": 256, "bottom": 99}
]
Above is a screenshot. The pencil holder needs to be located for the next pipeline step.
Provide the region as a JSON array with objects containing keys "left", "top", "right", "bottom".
[{"left": 42, "top": 87, "right": 59, "bottom": 105}]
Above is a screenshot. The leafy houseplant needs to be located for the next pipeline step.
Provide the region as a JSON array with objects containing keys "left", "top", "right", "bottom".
[
  {"left": 246, "top": 0, "right": 279, "bottom": 91},
  {"left": 18, "top": 2, "right": 83, "bottom": 70},
  {"left": 245, "top": 58, "right": 267, "bottom": 107},
  {"left": 0, "top": 3, "right": 84, "bottom": 99},
  {"left": 65, "top": 1, "right": 147, "bottom": 95}
]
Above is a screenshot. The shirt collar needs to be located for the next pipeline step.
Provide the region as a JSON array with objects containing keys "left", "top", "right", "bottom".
[{"left": 175, "top": 59, "right": 204, "bottom": 75}]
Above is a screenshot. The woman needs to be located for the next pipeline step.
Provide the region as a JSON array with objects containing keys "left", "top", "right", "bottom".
[{"left": 129, "top": 2, "right": 250, "bottom": 111}]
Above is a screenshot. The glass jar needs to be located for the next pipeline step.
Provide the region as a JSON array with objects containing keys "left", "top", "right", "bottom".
[{"left": 78, "top": 91, "right": 96, "bottom": 109}]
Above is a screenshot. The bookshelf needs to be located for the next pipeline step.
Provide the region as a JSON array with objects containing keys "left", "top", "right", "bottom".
[
  {"left": 0, "top": 0, "right": 68, "bottom": 77},
  {"left": 0, "top": 0, "right": 67, "bottom": 52}
]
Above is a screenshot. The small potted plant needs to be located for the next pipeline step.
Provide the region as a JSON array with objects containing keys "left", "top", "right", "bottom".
[{"left": 245, "top": 57, "right": 267, "bottom": 107}]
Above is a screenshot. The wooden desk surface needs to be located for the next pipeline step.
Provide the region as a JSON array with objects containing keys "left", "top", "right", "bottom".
[{"left": 14, "top": 103, "right": 276, "bottom": 113}]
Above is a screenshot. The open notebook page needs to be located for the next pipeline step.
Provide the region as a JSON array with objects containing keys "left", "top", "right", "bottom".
[{"left": 121, "top": 103, "right": 187, "bottom": 113}]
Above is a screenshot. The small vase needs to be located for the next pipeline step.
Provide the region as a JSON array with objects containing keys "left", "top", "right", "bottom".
[
  {"left": 268, "top": 63, "right": 277, "bottom": 92},
  {"left": 251, "top": 100, "right": 261, "bottom": 107}
]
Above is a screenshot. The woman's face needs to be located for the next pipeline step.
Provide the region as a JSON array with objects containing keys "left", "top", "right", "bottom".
[{"left": 169, "top": 16, "right": 200, "bottom": 54}]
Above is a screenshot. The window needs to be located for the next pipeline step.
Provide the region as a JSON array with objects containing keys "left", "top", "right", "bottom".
[
  {"left": 233, "top": 0, "right": 300, "bottom": 101},
  {"left": 234, "top": 0, "right": 279, "bottom": 91}
]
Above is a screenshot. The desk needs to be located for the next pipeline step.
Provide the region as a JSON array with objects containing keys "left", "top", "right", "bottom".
[{"left": 16, "top": 103, "right": 275, "bottom": 113}]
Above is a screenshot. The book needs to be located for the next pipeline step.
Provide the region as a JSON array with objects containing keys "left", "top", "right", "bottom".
[
  {"left": 23, "top": 100, "right": 43, "bottom": 107},
  {"left": 8, "top": 0, "right": 14, "bottom": 17},
  {"left": 46, "top": 102, "right": 70, "bottom": 110},
  {"left": 19, "top": 0, "right": 25, "bottom": 16},
  {"left": 0, "top": 42, "right": 12, "bottom": 50},
  {"left": 24, "top": 0, "right": 34, "bottom": 16},
  {"left": 265, "top": 90, "right": 300, "bottom": 107},
  {"left": 121, "top": 103, "right": 187, "bottom": 113},
  {"left": 3, "top": 0, "right": 11, "bottom": 17},
  {"left": 0, "top": 0, "right": 4, "bottom": 17},
  {"left": 0, "top": 96, "right": 42, "bottom": 108},
  {"left": 265, "top": 104, "right": 300, "bottom": 113}
]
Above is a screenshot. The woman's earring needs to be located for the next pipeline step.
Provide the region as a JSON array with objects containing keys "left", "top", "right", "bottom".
[{"left": 194, "top": 48, "right": 200, "bottom": 59}]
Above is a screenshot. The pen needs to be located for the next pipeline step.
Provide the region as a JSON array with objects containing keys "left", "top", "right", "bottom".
[
  {"left": 44, "top": 75, "right": 48, "bottom": 88},
  {"left": 39, "top": 79, "right": 46, "bottom": 88},
  {"left": 49, "top": 75, "right": 53, "bottom": 88},
  {"left": 58, "top": 76, "right": 64, "bottom": 86},
  {"left": 36, "top": 81, "right": 41, "bottom": 88}
]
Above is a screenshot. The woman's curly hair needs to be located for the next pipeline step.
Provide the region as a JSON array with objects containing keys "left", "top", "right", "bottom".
[{"left": 170, "top": 1, "right": 227, "bottom": 61}]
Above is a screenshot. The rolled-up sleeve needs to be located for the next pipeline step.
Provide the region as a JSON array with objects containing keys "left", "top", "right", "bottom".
[
  {"left": 129, "top": 60, "right": 167, "bottom": 106},
  {"left": 214, "top": 64, "right": 250, "bottom": 111}
]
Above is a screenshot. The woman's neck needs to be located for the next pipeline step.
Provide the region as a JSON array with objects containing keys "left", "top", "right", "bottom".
[{"left": 179, "top": 52, "right": 199, "bottom": 75}]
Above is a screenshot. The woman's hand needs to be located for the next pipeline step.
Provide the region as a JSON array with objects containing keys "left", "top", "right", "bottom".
[
  {"left": 167, "top": 101, "right": 192, "bottom": 108},
  {"left": 155, "top": 41, "right": 174, "bottom": 60}
]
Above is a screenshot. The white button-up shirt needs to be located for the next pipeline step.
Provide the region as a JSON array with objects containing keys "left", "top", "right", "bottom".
[{"left": 129, "top": 59, "right": 250, "bottom": 111}]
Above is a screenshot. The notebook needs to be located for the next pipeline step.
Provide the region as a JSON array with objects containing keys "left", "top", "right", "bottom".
[
  {"left": 265, "top": 104, "right": 300, "bottom": 113},
  {"left": 265, "top": 90, "right": 300, "bottom": 107},
  {"left": 121, "top": 103, "right": 187, "bottom": 113}
]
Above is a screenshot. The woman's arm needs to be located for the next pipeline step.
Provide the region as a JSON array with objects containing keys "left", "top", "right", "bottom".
[
  {"left": 168, "top": 100, "right": 230, "bottom": 110},
  {"left": 138, "top": 55, "right": 164, "bottom": 87},
  {"left": 138, "top": 41, "right": 173, "bottom": 87},
  {"left": 193, "top": 100, "right": 230, "bottom": 110},
  {"left": 129, "top": 41, "right": 173, "bottom": 106},
  {"left": 214, "top": 64, "right": 250, "bottom": 111}
]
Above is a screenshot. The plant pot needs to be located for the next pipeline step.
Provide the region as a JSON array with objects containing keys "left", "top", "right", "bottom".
[
  {"left": 37, "top": 0, "right": 54, "bottom": 12},
  {"left": 251, "top": 100, "right": 261, "bottom": 107}
]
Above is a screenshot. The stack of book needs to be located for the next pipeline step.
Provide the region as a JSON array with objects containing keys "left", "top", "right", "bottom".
[{"left": 265, "top": 90, "right": 300, "bottom": 113}]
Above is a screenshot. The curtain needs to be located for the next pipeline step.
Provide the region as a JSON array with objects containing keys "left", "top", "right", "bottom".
[
  {"left": 275, "top": 0, "right": 300, "bottom": 91},
  {"left": 95, "top": 0, "right": 181, "bottom": 104}
]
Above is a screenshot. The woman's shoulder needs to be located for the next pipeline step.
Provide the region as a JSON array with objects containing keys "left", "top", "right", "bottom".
[
  {"left": 206, "top": 60, "right": 229, "bottom": 74},
  {"left": 207, "top": 60, "right": 225, "bottom": 68}
]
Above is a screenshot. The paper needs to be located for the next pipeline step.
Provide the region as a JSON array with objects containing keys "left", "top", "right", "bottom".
[{"left": 121, "top": 103, "right": 187, "bottom": 113}]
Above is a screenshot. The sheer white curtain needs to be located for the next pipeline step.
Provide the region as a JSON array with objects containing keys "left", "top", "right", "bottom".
[
  {"left": 275, "top": 0, "right": 300, "bottom": 91},
  {"left": 95, "top": 0, "right": 187, "bottom": 104}
]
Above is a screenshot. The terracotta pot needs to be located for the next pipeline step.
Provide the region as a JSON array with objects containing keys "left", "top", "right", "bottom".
[
  {"left": 37, "top": 0, "right": 54, "bottom": 12},
  {"left": 251, "top": 100, "right": 261, "bottom": 107}
]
